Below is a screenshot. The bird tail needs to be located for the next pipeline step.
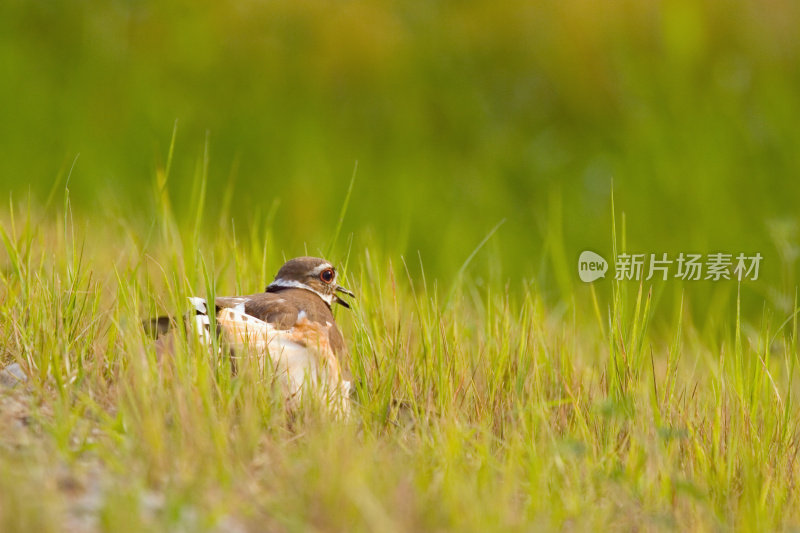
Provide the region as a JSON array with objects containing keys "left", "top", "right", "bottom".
[
  {"left": 141, "top": 297, "right": 218, "bottom": 346},
  {"left": 142, "top": 316, "right": 173, "bottom": 338}
]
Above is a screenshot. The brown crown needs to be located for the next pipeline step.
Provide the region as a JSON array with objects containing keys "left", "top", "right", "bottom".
[{"left": 274, "top": 256, "right": 332, "bottom": 281}]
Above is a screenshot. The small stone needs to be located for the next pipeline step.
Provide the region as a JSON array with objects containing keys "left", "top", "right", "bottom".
[{"left": 0, "top": 363, "right": 27, "bottom": 388}]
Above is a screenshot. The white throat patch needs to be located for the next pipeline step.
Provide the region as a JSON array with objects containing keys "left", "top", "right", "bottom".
[{"left": 268, "top": 278, "right": 334, "bottom": 305}]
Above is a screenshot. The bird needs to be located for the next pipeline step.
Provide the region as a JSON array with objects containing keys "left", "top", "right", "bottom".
[{"left": 148, "top": 256, "right": 355, "bottom": 415}]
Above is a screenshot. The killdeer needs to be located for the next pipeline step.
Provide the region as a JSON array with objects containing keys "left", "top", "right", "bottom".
[{"left": 150, "top": 257, "right": 355, "bottom": 414}]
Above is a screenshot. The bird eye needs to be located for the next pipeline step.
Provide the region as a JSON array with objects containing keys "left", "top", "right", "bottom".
[{"left": 320, "top": 268, "right": 335, "bottom": 284}]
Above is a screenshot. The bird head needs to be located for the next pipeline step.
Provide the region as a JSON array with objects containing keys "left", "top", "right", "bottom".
[{"left": 266, "top": 256, "right": 354, "bottom": 309}]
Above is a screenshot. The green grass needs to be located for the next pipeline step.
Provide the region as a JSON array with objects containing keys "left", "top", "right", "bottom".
[
  {"left": 0, "top": 180, "right": 799, "bottom": 532},
  {"left": 2, "top": 1, "right": 800, "bottom": 529},
  {"left": 2, "top": 0, "right": 799, "bottom": 308}
]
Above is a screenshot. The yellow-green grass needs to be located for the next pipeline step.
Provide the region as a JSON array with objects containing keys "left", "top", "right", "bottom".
[{"left": 0, "top": 183, "right": 798, "bottom": 532}]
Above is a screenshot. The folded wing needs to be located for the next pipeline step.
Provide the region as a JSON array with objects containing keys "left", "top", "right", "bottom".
[{"left": 198, "top": 298, "right": 351, "bottom": 415}]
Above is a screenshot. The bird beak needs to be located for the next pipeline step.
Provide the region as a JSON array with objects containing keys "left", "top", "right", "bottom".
[{"left": 335, "top": 285, "right": 355, "bottom": 309}]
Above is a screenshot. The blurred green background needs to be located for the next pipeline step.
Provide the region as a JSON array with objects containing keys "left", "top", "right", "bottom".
[{"left": 1, "top": 0, "right": 798, "bottom": 319}]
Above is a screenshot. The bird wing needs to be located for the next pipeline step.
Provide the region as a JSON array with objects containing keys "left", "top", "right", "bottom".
[
  {"left": 214, "top": 293, "right": 301, "bottom": 330},
  {"left": 215, "top": 305, "right": 350, "bottom": 415},
  {"left": 215, "top": 291, "right": 350, "bottom": 379}
]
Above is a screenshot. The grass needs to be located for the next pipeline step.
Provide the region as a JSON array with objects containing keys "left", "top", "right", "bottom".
[
  {"left": 2, "top": 1, "right": 800, "bottom": 529},
  {"left": 3, "top": 0, "right": 800, "bottom": 301},
  {"left": 0, "top": 176, "right": 799, "bottom": 532}
]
